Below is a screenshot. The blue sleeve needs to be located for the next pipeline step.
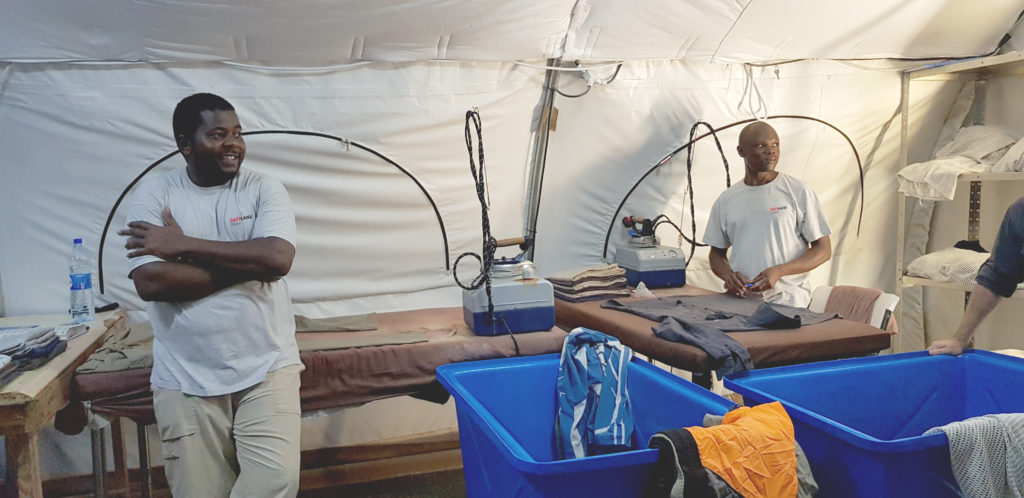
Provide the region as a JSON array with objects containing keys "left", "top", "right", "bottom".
[{"left": 976, "top": 197, "right": 1024, "bottom": 297}]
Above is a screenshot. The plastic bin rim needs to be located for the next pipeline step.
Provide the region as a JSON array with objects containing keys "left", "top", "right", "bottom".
[
  {"left": 436, "top": 353, "right": 737, "bottom": 474},
  {"left": 436, "top": 354, "right": 663, "bottom": 475},
  {"left": 723, "top": 350, "right": 1018, "bottom": 452}
]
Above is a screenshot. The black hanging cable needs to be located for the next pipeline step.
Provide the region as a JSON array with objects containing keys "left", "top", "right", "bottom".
[
  {"left": 97, "top": 130, "right": 450, "bottom": 293},
  {"left": 679, "top": 121, "right": 731, "bottom": 263},
  {"left": 602, "top": 115, "right": 864, "bottom": 260},
  {"left": 453, "top": 110, "right": 520, "bottom": 355}
]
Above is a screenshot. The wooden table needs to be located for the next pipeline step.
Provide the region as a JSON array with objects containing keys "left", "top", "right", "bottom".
[{"left": 0, "top": 310, "right": 125, "bottom": 497}]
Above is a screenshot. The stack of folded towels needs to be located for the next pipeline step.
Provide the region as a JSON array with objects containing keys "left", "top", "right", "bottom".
[
  {"left": 547, "top": 263, "right": 631, "bottom": 302},
  {"left": 0, "top": 326, "right": 67, "bottom": 388}
]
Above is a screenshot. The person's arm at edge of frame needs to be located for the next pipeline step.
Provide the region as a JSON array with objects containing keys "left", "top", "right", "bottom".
[
  {"left": 709, "top": 246, "right": 751, "bottom": 297},
  {"left": 749, "top": 236, "right": 831, "bottom": 292},
  {"left": 927, "top": 284, "right": 1003, "bottom": 356}
]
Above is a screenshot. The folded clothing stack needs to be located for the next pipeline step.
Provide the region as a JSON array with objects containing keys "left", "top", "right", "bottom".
[
  {"left": 0, "top": 326, "right": 68, "bottom": 389},
  {"left": 547, "top": 263, "right": 632, "bottom": 303},
  {"left": 0, "top": 354, "right": 15, "bottom": 389}
]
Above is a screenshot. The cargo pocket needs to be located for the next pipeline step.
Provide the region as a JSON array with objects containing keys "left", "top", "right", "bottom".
[{"left": 152, "top": 387, "right": 200, "bottom": 461}]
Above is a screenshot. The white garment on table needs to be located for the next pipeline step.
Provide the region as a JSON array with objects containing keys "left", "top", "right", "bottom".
[
  {"left": 125, "top": 167, "right": 300, "bottom": 397},
  {"left": 703, "top": 172, "right": 831, "bottom": 307}
]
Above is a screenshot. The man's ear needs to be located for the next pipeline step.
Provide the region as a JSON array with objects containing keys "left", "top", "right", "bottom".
[
  {"left": 736, "top": 145, "right": 745, "bottom": 157},
  {"left": 176, "top": 135, "right": 192, "bottom": 155}
]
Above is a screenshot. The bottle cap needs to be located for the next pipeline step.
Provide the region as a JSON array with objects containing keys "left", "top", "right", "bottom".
[{"left": 74, "top": 238, "right": 83, "bottom": 244}]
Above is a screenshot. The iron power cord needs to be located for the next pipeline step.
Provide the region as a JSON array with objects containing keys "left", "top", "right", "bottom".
[{"left": 452, "top": 109, "right": 520, "bottom": 355}]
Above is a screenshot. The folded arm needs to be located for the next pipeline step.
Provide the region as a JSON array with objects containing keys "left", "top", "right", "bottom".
[
  {"left": 130, "top": 261, "right": 245, "bottom": 302},
  {"left": 120, "top": 208, "right": 295, "bottom": 282}
]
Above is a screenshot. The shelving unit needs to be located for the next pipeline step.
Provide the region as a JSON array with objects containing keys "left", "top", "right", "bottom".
[{"left": 896, "top": 52, "right": 1024, "bottom": 352}]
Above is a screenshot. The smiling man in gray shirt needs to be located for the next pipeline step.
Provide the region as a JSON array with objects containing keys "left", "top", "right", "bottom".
[{"left": 120, "top": 93, "right": 301, "bottom": 498}]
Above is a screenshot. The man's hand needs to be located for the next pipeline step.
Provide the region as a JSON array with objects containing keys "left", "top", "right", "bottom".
[
  {"left": 119, "top": 208, "right": 188, "bottom": 260},
  {"left": 928, "top": 338, "right": 967, "bottom": 356},
  {"left": 750, "top": 266, "right": 784, "bottom": 292},
  {"left": 723, "top": 271, "right": 750, "bottom": 297}
]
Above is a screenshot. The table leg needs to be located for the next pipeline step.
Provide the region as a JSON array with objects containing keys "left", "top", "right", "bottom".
[
  {"left": 90, "top": 427, "right": 106, "bottom": 498},
  {"left": 4, "top": 432, "right": 42, "bottom": 498},
  {"left": 110, "top": 418, "right": 129, "bottom": 494},
  {"left": 691, "top": 370, "right": 714, "bottom": 390},
  {"left": 138, "top": 423, "right": 152, "bottom": 498}
]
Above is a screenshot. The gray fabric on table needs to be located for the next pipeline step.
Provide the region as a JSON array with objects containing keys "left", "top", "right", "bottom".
[{"left": 602, "top": 294, "right": 838, "bottom": 331}]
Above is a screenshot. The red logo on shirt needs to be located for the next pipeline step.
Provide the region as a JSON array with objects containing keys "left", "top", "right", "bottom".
[
  {"left": 769, "top": 206, "right": 788, "bottom": 214},
  {"left": 229, "top": 214, "right": 253, "bottom": 223}
]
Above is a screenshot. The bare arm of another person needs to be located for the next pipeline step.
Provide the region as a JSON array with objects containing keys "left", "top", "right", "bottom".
[
  {"left": 927, "top": 284, "right": 1003, "bottom": 356},
  {"left": 709, "top": 246, "right": 750, "bottom": 297},
  {"left": 120, "top": 208, "right": 295, "bottom": 281},
  {"left": 749, "top": 236, "right": 831, "bottom": 292}
]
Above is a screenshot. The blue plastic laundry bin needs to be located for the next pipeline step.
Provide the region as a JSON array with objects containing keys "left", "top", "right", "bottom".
[
  {"left": 724, "top": 350, "right": 1024, "bottom": 498},
  {"left": 436, "top": 354, "right": 736, "bottom": 497}
]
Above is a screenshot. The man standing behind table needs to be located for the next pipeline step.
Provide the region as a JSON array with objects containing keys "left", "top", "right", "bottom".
[
  {"left": 119, "top": 93, "right": 302, "bottom": 497},
  {"left": 703, "top": 121, "right": 832, "bottom": 307}
]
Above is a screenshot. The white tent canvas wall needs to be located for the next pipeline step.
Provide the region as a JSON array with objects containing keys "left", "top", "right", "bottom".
[{"left": 2, "top": 0, "right": 1024, "bottom": 486}]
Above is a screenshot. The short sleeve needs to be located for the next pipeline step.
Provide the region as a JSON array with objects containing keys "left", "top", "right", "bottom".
[
  {"left": 798, "top": 184, "right": 831, "bottom": 243},
  {"left": 253, "top": 177, "right": 297, "bottom": 247},
  {"left": 123, "top": 183, "right": 166, "bottom": 275},
  {"left": 703, "top": 195, "right": 730, "bottom": 249}
]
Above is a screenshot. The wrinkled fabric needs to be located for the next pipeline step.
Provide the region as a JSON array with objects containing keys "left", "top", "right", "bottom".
[
  {"left": 688, "top": 402, "right": 799, "bottom": 498},
  {"left": 653, "top": 317, "right": 753, "bottom": 376},
  {"left": 704, "top": 413, "right": 818, "bottom": 497},
  {"left": 556, "top": 327, "right": 635, "bottom": 459},
  {"left": 603, "top": 294, "right": 837, "bottom": 331},
  {"left": 77, "top": 321, "right": 154, "bottom": 373},
  {"left": 648, "top": 428, "right": 743, "bottom": 498},
  {"left": 924, "top": 413, "right": 1024, "bottom": 498}
]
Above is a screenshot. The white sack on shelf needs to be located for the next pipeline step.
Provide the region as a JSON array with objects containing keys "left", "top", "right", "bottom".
[
  {"left": 905, "top": 247, "right": 990, "bottom": 289},
  {"left": 897, "top": 157, "right": 987, "bottom": 201}
]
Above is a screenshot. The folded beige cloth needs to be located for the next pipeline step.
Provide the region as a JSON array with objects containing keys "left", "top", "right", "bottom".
[
  {"left": 296, "top": 331, "right": 428, "bottom": 352},
  {"left": 546, "top": 264, "right": 626, "bottom": 286},
  {"left": 294, "top": 313, "right": 378, "bottom": 332}
]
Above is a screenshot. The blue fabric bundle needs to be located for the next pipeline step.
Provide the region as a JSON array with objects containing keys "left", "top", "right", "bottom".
[{"left": 556, "top": 327, "right": 636, "bottom": 459}]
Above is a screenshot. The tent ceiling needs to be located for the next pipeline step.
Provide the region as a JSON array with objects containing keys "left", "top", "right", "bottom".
[{"left": 2, "top": 0, "right": 1022, "bottom": 64}]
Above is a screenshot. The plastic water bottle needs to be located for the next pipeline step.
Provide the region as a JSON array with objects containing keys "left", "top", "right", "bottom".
[{"left": 69, "top": 238, "right": 95, "bottom": 323}]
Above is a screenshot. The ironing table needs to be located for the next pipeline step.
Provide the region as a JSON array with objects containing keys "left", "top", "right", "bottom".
[
  {"left": 554, "top": 285, "right": 891, "bottom": 380},
  {"left": 61, "top": 306, "right": 566, "bottom": 496}
]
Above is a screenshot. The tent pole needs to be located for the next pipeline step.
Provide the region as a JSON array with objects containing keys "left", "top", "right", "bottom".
[{"left": 524, "top": 57, "right": 562, "bottom": 262}]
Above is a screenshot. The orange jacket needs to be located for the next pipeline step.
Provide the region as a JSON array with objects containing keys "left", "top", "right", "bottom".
[{"left": 686, "top": 402, "right": 798, "bottom": 498}]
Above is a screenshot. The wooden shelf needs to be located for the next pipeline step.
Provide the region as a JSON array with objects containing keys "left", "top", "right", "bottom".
[
  {"left": 900, "top": 276, "right": 972, "bottom": 291},
  {"left": 957, "top": 172, "right": 1024, "bottom": 182}
]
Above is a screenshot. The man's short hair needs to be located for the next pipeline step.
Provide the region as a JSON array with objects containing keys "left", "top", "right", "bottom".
[{"left": 172, "top": 93, "right": 235, "bottom": 145}]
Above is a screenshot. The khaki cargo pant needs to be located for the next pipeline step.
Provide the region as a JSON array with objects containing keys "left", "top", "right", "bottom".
[{"left": 153, "top": 364, "right": 303, "bottom": 498}]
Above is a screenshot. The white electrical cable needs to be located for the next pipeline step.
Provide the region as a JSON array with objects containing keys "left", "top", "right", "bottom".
[
  {"left": 513, "top": 60, "right": 623, "bottom": 72},
  {"left": 220, "top": 60, "right": 373, "bottom": 73},
  {"left": 739, "top": 64, "right": 769, "bottom": 121}
]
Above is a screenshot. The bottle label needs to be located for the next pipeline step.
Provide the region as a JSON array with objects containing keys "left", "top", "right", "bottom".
[{"left": 70, "top": 273, "right": 92, "bottom": 290}]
